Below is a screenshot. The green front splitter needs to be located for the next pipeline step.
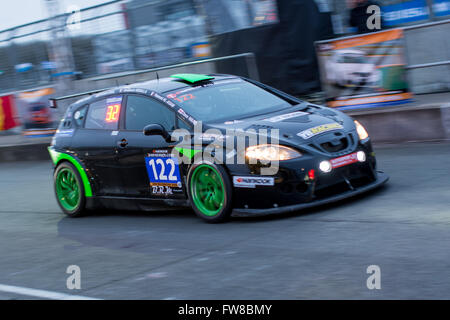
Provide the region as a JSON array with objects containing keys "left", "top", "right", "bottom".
[{"left": 190, "top": 165, "right": 225, "bottom": 217}]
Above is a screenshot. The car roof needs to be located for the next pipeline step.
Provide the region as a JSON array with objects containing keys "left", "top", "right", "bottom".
[
  {"left": 126, "top": 73, "right": 237, "bottom": 93},
  {"left": 69, "top": 74, "right": 239, "bottom": 109}
]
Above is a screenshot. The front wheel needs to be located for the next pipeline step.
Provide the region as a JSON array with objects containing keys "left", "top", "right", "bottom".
[
  {"left": 53, "top": 162, "right": 87, "bottom": 217},
  {"left": 187, "top": 163, "right": 233, "bottom": 223}
]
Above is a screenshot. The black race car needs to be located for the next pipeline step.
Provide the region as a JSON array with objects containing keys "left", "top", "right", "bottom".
[{"left": 48, "top": 73, "right": 388, "bottom": 223}]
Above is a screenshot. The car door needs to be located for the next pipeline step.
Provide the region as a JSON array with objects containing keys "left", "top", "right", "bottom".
[
  {"left": 115, "top": 94, "right": 184, "bottom": 199},
  {"left": 71, "top": 96, "right": 125, "bottom": 196}
]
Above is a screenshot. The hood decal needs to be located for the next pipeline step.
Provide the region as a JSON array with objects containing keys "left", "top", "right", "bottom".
[{"left": 297, "top": 123, "right": 344, "bottom": 140}]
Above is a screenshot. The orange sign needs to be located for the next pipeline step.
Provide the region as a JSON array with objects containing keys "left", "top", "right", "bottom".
[{"left": 332, "top": 29, "right": 403, "bottom": 51}]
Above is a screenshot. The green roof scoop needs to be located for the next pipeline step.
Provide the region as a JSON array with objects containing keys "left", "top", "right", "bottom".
[{"left": 170, "top": 73, "right": 214, "bottom": 83}]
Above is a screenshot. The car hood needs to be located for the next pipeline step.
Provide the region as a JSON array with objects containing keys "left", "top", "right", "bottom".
[{"left": 205, "top": 104, "right": 358, "bottom": 152}]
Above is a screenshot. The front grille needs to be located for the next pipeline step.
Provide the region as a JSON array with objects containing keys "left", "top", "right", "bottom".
[{"left": 320, "top": 137, "right": 348, "bottom": 153}]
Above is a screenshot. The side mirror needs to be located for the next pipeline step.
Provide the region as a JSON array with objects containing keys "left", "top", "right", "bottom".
[{"left": 143, "top": 124, "right": 171, "bottom": 142}]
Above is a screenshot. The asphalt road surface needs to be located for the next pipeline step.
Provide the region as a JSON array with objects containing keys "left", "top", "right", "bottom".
[{"left": 0, "top": 142, "right": 449, "bottom": 300}]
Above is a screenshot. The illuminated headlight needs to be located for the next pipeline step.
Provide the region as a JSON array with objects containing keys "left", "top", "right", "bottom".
[
  {"left": 357, "top": 151, "right": 366, "bottom": 162},
  {"left": 319, "top": 160, "right": 332, "bottom": 173},
  {"left": 354, "top": 120, "right": 369, "bottom": 140},
  {"left": 245, "top": 144, "right": 302, "bottom": 161}
]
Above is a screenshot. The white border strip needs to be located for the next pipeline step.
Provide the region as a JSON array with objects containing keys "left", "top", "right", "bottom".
[{"left": 0, "top": 284, "right": 101, "bottom": 300}]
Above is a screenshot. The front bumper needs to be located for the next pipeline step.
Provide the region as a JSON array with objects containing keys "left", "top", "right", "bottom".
[{"left": 232, "top": 171, "right": 388, "bottom": 217}]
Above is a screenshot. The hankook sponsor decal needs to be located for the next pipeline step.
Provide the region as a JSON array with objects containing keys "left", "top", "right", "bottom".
[{"left": 233, "top": 176, "right": 275, "bottom": 188}]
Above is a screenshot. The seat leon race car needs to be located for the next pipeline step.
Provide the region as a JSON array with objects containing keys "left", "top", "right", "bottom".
[{"left": 48, "top": 73, "right": 388, "bottom": 223}]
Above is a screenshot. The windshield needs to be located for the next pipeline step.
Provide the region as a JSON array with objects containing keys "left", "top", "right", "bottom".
[{"left": 166, "top": 80, "right": 292, "bottom": 122}]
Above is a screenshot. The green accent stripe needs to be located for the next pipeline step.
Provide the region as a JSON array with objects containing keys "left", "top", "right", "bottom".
[
  {"left": 48, "top": 147, "right": 93, "bottom": 197},
  {"left": 170, "top": 73, "right": 214, "bottom": 83},
  {"left": 175, "top": 147, "right": 202, "bottom": 159}
]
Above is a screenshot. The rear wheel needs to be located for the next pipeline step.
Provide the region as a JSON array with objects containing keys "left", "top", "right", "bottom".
[
  {"left": 187, "top": 163, "right": 232, "bottom": 223},
  {"left": 54, "top": 162, "right": 87, "bottom": 217}
]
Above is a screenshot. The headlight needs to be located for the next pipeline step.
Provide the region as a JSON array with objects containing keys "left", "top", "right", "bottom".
[
  {"left": 354, "top": 120, "right": 369, "bottom": 140},
  {"left": 246, "top": 144, "right": 302, "bottom": 161}
]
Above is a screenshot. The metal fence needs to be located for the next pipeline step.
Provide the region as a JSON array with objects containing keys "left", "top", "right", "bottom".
[
  {"left": 403, "top": 19, "right": 450, "bottom": 93},
  {"left": 0, "top": 0, "right": 279, "bottom": 95},
  {"left": 0, "top": 0, "right": 212, "bottom": 94},
  {"left": 0, "top": 0, "right": 126, "bottom": 93}
]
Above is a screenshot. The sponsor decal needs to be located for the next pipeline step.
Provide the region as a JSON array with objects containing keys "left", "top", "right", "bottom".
[
  {"left": 329, "top": 93, "right": 412, "bottom": 108},
  {"left": 151, "top": 185, "right": 174, "bottom": 196},
  {"left": 199, "top": 133, "right": 227, "bottom": 142},
  {"left": 152, "top": 149, "right": 168, "bottom": 154},
  {"left": 330, "top": 152, "right": 358, "bottom": 169},
  {"left": 145, "top": 153, "right": 182, "bottom": 188},
  {"left": 264, "top": 111, "right": 309, "bottom": 123},
  {"left": 124, "top": 88, "right": 147, "bottom": 94},
  {"left": 106, "top": 96, "right": 122, "bottom": 104},
  {"left": 172, "top": 93, "right": 195, "bottom": 103},
  {"left": 188, "top": 117, "right": 198, "bottom": 125},
  {"left": 177, "top": 108, "right": 189, "bottom": 119},
  {"left": 233, "top": 176, "right": 275, "bottom": 188},
  {"left": 150, "top": 91, "right": 175, "bottom": 108},
  {"left": 297, "top": 123, "right": 343, "bottom": 139},
  {"left": 166, "top": 100, "right": 176, "bottom": 108},
  {"left": 73, "top": 111, "right": 82, "bottom": 120},
  {"left": 167, "top": 87, "right": 198, "bottom": 99}
]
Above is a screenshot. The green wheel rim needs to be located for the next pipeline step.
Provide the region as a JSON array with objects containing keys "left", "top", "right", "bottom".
[
  {"left": 190, "top": 165, "right": 225, "bottom": 217},
  {"left": 55, "top": 168, "right": 81, "bottom": 211}
]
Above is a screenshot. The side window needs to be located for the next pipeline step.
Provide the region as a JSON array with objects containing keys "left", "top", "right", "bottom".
[
  {"left": 73, "top": 105, "right": 88, "bottom": 127},
  {"left": 85, "top": 96, "right": 122, "bottom": 130},
  {"left": 178, "top": 119, "right": 192, "bottom": 130},
  {"left": 125, "top": 95, "right": 175, "bottom": 131}
]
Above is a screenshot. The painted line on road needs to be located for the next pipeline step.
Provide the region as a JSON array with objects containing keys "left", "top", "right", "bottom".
[{"left": 0, "top": 284, "right": 101, "bottom": 300}]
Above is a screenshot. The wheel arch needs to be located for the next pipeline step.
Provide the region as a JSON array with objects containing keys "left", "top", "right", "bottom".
[{"left": 48, "top": 147, "right": 93, "bottom": 197}]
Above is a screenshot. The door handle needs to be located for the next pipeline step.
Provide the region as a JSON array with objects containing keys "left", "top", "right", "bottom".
[{"left": 118, "top": 138, "right": 128, "bottom": 148}]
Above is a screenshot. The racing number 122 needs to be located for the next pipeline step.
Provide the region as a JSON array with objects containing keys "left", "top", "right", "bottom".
[{"left": 148, "top": 158, "right": 178, "bottom": 181}]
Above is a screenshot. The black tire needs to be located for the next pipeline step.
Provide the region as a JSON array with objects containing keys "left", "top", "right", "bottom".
[
  {"left": 53, "top": 162, "right": 88, "bottom": 217},
  {"left": 187, "top": 162, "right": 233, "bottom": 223}
]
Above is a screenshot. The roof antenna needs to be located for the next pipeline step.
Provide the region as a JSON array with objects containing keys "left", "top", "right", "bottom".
[{"left": 156, "top": 71, "right": 160, "bottom": 82}]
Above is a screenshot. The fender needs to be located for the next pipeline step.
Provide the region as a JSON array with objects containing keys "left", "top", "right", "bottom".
[{"left": 48, "top": 147, "right": 93, "bottom": 197}]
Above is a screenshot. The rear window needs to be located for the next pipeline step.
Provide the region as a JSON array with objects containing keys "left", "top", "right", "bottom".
[{"left": 166, "top": 80, "right": 291, "bottom": 122}]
